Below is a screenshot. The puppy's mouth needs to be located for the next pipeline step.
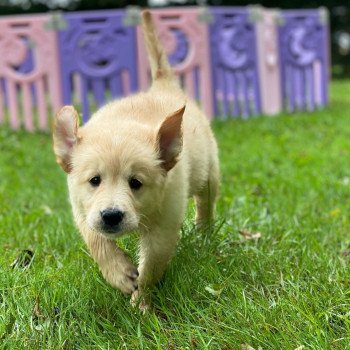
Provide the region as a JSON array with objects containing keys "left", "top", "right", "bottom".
[
  {"left": 101, "top": 225, "right": 122, "bottom": 235},
  {"left": 95, "top": 222, "right": 138, "bottom": 238},
  {"left": 87, "top": 210, "right": 139, "bottom": 238}
]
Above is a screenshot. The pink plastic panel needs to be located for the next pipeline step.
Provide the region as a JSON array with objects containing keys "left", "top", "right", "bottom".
[
  {"left": 137, "top": 8, "right": 213, "bottom": 118},
  {"left": 255, "top": 8, "right": 282, "bottom": 115},
  {"left": 0, "top": 14, "right": 62, "bottom": 131}
]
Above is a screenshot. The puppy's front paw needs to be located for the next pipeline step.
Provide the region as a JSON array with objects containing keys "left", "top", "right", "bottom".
[
  {"left": 101, "top": 258, "right": 139, "bottom": 295},
  {"left": 131, "top": 290, "right": 150, "bottom": 313}
]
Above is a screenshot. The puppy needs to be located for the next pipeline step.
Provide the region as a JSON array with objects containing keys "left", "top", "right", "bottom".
[{"left": 53, "top": 10, "right": 219, "bottom": 304}]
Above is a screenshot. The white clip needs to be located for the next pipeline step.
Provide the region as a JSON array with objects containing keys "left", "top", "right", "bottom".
[
  {"left": 248, "top": 5, "right": 263, "bottom": 23},
  {"left": 274, "top": 10, "right": 285, "bottom": 26},
  {"left": 198, "top": 6, "right": 213, "bottom": 23},
  {"left": 44, "top": 11, "right": 67, "bottom": 31},
  {"left": 123, "top": 6, "right": 141, "bottom": 26},
  {"left": 319, "top": 7, "right": 329, "bottom": 25}
]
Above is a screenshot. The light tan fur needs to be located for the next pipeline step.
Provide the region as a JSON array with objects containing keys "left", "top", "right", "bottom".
[{"left": 52, "top": 10, "right": 219, "bottom": 307}]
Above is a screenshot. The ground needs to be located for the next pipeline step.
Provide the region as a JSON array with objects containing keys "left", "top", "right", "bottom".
[{"left": 1, "top": 81, "right": 350, "bottom": 349}]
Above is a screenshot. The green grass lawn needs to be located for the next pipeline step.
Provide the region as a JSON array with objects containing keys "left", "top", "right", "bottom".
[{"left": 1, "top": 81, "right": 350, "bottom": 349}]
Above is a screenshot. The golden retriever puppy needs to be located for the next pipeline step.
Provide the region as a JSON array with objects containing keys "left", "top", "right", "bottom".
[{"left": 53, "top": 10, "right": 219, "bottom": 306}]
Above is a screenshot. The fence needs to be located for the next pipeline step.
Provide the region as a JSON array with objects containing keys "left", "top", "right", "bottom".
[
  {"left": 136, "top": 7, "right": 213, "bottom": 117},
  {"left": 0, "top": 6, "right": 330, "bottom": 131},
  {"left": 278, "top": 9, "right": 329, "bottom": 112},
  {"left": 0, "top": 14, "right": 61, "bottom": 131},
  {"left": 57, "top": 10, "right": 139, "bottom": 123}
]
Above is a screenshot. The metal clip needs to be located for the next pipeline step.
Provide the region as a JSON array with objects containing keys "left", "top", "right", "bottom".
[
  {"left": 123, "top": 6, "right": 141, "bottom": 26},
  {"left": 44, "top": 11, "right": 67, "bottom": 31}
]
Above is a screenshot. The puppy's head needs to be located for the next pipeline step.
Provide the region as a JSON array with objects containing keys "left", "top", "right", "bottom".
[{"left": 53, "top": 104, "right": 185, "bottom": 238}]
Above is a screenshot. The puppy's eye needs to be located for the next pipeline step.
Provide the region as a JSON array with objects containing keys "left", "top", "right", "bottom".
[
  {"left": 129, "top": 178, "right": 142, "bottom": 190},
  {"left": 89, "top": 176, "right": 101, "bottom": 187}
]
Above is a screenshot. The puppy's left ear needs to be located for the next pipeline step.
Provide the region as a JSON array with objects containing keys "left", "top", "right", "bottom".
[
  {"left": 157, "top": 105, "right": 185, "bottom": 172},
  {"left": 53, "top": 106, "right": 79, "bottom": 173}
]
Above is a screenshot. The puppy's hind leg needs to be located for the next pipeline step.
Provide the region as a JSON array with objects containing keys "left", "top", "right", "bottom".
[{"left": 194, "top": 165, "right": 219, "bottom": 230}]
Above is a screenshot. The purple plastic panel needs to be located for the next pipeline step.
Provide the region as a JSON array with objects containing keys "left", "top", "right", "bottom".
[
  {"left": 278, "top": 8, "right": 329, "bottom": 112},
  {"left": 57, "top": 10, "right": 138, "bottom": 122},
  {"left": 209, "top": 7, "right": 261, "bottom": 119}
]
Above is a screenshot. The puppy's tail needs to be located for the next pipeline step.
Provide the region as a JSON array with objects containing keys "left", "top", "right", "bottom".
[{"left": 141, "top": 10, "right": 176, "bottom": 83}]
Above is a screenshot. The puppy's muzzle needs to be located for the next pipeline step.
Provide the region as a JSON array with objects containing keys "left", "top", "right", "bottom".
[{"left": 100, "top": 208, "right": 124, "bottom": 231}]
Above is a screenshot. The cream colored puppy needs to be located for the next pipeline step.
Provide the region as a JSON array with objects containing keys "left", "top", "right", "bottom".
[{"left": 53, "top": 10, "right": 219, "bottom": 303}]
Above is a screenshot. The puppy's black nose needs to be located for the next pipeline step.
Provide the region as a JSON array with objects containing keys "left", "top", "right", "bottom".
[{"left": 101, "top": 209, "right": 124, "bottom": 228}]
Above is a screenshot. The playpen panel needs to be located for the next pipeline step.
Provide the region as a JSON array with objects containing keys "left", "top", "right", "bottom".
[
  {"left": 0, "top": 80, "right": 6, "bottom": 125},
  {"left": 35, "top": 78, "right": 47, "bottom": 130},
  {"left": 136, "top": 7, "right": 213, "bottom": 118},
  {"left": 0, "top": 6, "right": 329, "bottom": 130},
  {"left": 7, "top": 81, "right": 20, "bottom": 129},
  {"left": 0, "top": 14, "right": 62, "bottom": 131},
  {"left": 278, "top": 8, "right": 329, "bottom": 112},
  {"left": 209, "top": 7, "right": 261, "bottom": 119},
  {"left": 58, "top": 10, "right": 138, "bottom": 122},
  {"left": 255, "top": 7, "right": 282, "bottom": 115}
]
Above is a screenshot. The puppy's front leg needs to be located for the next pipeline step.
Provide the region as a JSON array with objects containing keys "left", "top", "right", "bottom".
[
  {"left": 134, "top": 226, "right": 179, "bottom": 298},
  {"left": 82, "top": 228, "right": 138, "bottom": 295}
]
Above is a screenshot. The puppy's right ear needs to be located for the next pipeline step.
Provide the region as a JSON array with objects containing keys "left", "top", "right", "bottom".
[
  {"left": 53, "top": 106, "right": 79, "bottom": 173},
  {"left": 157, "top": 105, "right": 185, "bottom": 172}
]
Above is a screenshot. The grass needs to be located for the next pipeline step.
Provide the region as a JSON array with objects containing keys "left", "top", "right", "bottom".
[{"left": 1, "top": 81, "right": 350, "bottom": 349}]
